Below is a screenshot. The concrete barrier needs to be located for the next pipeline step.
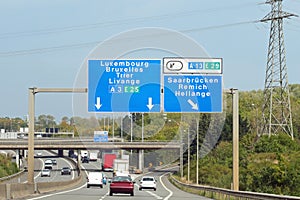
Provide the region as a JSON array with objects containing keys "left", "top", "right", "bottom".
[
  {"left": 0, "top": 155, "right": 83, "bottom": 199},
  {"left": 0, "top": 184, "right": 7, "bottom": 200},
  {"left": 10, "top": 183, "right": 35, "bottom": 199},
  {"left": 0, "top": 174, "right": 83, "bottom": 199},
  {"left": 36, "top": 174, "right": 83, "bottom": 194}
]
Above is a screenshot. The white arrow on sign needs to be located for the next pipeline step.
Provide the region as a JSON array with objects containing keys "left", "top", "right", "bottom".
[
  {"left": 187, "top": 99, "right": 198, "bottom": 110},
  {"left": 95, "top": 97, "right": 102, "bottom": 110},
  {"left": 147, "top": 97, "right": 154, "bottom": 110}
]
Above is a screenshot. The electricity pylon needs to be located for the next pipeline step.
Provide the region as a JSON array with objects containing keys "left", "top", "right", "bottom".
[{"left": 260, "top": 0, "right": 297, "bottom": 139}]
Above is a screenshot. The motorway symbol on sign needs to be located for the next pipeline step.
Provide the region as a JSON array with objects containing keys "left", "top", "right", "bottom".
[
  {"left": 163, "top": 57, "right": 222, "bottom": 74},
  {"left": 88, "top": 59, "right": 161, "bottom": 112},
  {"left": 163, "top": 75, "right": 223, "bottom": 113}
]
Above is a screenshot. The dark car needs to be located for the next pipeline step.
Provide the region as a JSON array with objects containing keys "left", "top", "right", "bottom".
[
  {"left": 109, "top": 176, "right": 135, "bottom": 196},
  {"left": 61, "top": 167, "right": 71, "bottom": 175},
  {"left": 51, "top": 159, "right": 57, "bottom": 165},
  {"left": 82, "top": 156, "right": 89, "bottom": 163}
]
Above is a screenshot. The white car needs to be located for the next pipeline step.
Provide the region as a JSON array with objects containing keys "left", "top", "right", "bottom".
[
  {"left": 41, "top": 169, "right": 51, "bottom": 177},
  {"left": 139, "top": 176, "right": 157, "bottom": 191},
  {"left": 36, "top": 152, "right": 42, "bottom": 156}
]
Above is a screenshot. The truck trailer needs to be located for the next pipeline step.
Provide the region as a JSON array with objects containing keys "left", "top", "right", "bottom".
[
  {"left": 113, "top": 158, "right": 130, "bottom": 175},
  {"left": 102, "top": 153, "right": 117, "bottom": 172}
]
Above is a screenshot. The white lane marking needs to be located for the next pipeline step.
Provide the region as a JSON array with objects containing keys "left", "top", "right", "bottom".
[
  {"left": 159, "top": 173, "right": 173, "bottom": 200},
  {"left": 23, "top": 158, "right": 44, "bottom": 183},
  {"left": 146, "top": 191, "right": 163, "bottom": 199},
  {"left": 62, "top": 156, "right": 76, "bottom": 180},
  {"left": 98, "top": 192, "right": 109, "bottom": 200},
  {"left": 27, "top": 181, "right": 87, "bottom": 200}
]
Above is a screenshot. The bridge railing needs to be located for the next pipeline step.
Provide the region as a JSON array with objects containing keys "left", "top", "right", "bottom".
[{"left": 169, "top": 174, "right": 300, "bottom": 200}]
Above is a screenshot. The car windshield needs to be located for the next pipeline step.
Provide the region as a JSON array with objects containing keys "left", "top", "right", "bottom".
[
  {"left": 112, "top": 176, "right": 132, "bottom": 182},
  {"left": 143, "top": 177, "right": 154, "bottom": 181}
]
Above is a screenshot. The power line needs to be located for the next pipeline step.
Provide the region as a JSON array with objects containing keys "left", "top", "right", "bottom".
[
  {"left": 0, "top": 20, "right": 259, "bottom": 57},
  {"left": 0, "top": 2, "right": 258, "bottom": 40}
]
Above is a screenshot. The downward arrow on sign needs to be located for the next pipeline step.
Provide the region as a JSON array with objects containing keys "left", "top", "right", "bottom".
[
  {"left": 147, "top": 97, "right": 154, "bottom": 110},
  {"left": 95, "top": 97, "right": 102, "bottom": 110}
]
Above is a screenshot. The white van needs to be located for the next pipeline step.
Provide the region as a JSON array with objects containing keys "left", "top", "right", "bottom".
[
  {"left": 44, "top": 159, "right": 53, "bottom": 169},
  {"left": 87, "top": 172, "right": 103, "bottom": 188}
]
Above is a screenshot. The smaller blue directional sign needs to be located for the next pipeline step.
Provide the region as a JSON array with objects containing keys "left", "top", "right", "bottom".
[
  {"left": 94, "top": 131, "right": 108, "bottom": 142},
  {"left": 88, "top": 59, "right": 161, "bottom": 112},
  {"left": 164, "top": 75, "right": 223, "bottom": 112}
]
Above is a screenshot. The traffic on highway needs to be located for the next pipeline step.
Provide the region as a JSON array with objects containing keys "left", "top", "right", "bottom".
[{"left": 2, "top": 149, "right": 212, "bottom": 200}]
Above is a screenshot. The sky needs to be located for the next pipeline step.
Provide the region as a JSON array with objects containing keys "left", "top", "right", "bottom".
[{"left": 0, "top": 0, "right": 299, "bottom": 121}]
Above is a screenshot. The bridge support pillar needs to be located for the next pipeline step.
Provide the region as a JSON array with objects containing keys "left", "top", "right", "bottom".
[
  {"left": 77, "top": 149, "right": 81, "bottom": 175},
  {"left": 16, "top": 149, "right": 20, "bottom": 168},
  {"left": 58, "top": 149, "right": 63, "bottom": 157},
  {"left": 138, "top": 150, "right": 144, "bottom": 172}
]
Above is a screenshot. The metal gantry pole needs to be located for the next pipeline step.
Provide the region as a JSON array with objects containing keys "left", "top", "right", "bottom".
[
  {"left": 231, "top": 88, "right": 239, "bottom": 191},
  {"left": 27, "top": 88, "right": 35, "bottom": 184},
  {"left": 27, "top": 88, "right": 87, "bottom": 184}
]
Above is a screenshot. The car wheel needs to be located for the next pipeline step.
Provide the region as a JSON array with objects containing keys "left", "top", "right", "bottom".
[
  {"left": 100, "top": 185, "right": 103, "bottom": 188},
  {"left": 131, "top": 192, "right": 134, "bottom": 196},
  {"left": 154, "top": 188, "right": 156, "bottom": 191},
  {"left": 109, "top": 192, "right": 113, "bottom": 196},
  {"left": 139, "top": 187, "right": 142, "bottom": 191},
  {"left": 87, "top": 185, "right": 90, "bottom": 188}
]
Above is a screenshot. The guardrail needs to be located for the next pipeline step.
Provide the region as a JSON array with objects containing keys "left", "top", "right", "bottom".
[
  {"left": 169, "top": 174, "right": 300, "bottom": 200},
  {"left": 0, "top": 169, "right": 25, "bottom": 183}
]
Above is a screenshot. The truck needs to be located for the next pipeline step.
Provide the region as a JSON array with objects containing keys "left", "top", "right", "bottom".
[
  {"left": 89, "top": 152, "right": 98, "bottom": 162},
  {"left": 113, "top": 158, "right": 129, "bottom": 176},
  {"left": 102, "top": 153, "right": 117, "bottom": 172},
  {"left": 80, "top": 150, "right": 89, "bottom": 158}
]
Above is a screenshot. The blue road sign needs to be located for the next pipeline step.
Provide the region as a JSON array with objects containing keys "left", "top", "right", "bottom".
[
  {"left": 94, "top": 131, "right": 108, "bottom": 142},
  {"left": 88, "top": 59, "right": 161, "bottom": 112},
  {"left": 163, "top": 75, "right": 223, "bottom": 112}
]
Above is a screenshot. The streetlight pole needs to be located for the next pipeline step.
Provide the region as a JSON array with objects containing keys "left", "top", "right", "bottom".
[
  {"left": 187, "top": 128, "right": 190, "bottom": 183},
  {"left": 252, "top": 103, "right": 259, "bottom": 135},
  {"left": 142, "top": 113, "right": 144, "bottom": 142},
  {"left": 163, "top": 114, "right": 184, "bottom": 179},
  {"left": 196, "top": 119, "right": 199, "bottom": 184},
  {"left": 112, "top": 114, "right": 115, "bottom": 142},
  {"left": 121, "top": 116, "right": 123, "bottom": 141},
  {"left": 130, "top": 113, "right": 133, "bottom": 143}
]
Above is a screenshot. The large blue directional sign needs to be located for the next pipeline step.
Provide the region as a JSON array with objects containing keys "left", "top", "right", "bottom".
[
  {"left": 163, "top": 75, "right": 223, "bottom": 112},
  {"left": 88, "top": 59, "right": 161, "bottom": 112}
]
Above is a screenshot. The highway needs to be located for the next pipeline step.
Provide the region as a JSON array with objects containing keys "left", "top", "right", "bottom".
[
  {"left": 3, "top": 150, "right": 78, "bottom": 184},
  {"left": 2, "top": 150, "right": 212, "bottom": 199},
  {"left": 26, "top": 166, "right": 212, "bottom": 200}
]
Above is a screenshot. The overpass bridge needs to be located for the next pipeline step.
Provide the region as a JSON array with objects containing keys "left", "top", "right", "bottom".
[{"left": 0, "top": 139, "right": 181, "bottom": 150}]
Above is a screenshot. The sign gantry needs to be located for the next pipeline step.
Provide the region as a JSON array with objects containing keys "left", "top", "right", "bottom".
[{"left": 88, "top": 58, "right": 223, "bottom": 113}]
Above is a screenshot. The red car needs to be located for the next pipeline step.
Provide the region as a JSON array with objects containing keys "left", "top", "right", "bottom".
[{"left": 109, "top": 176, "right": 135, "bottom": 196}]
